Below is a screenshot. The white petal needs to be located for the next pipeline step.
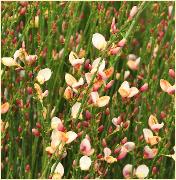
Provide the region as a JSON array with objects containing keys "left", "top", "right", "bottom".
[
  {"left": 123, "top": 164, "right": 133, "bottom": 179},
  {"left": 151, "top": 123, "right": 164, "bottom": 131},
  {"left": 72, "top": 77, "right": 84, "bottom": 88},
  {"left": 79, "top": 156, "right": 91, "bottom": 171},
  {"left": 69, "top": 51, "right": 85, "bottom": 66},
  {"left": 66, "top": 131, "right": 77, "bottom": 144},
  {"left": 91, "top": 58, "right": 105, "bottom": 74},
  {"left": 37, "top": 68, "right": 52, "bottom": 84},
  {"left": 123, "top": 142, "right": 135, "bottom": 152},
  {"left": 96, "top": 96, "right": 110, "bottom": 107},
  {"left": 135, "top": 164, "right": 149, "bottom": 179},
  {"left": 124, "top": 70, "right": 130, "bottom": 80},
  {"left": 104, "top": 147, "right": 112, "bottom": 157},
  {"left": 51, "top": 162, "right": 64, "bottom": 177},
  {"left": 143, "top": 128, "right": 153, "bottom": 143},
  {"left": 71, "top": 102, "right": 82, "bottom": 119},
  {"left": 118, "top": 81, "right": 130, "bottom": 98},
  {"left": 51, "top": 117, "right": 62, "bottom": 130},
  {"left": 2, "top": 57, "right": 18, "bottom": 67},
  {"left": 112, "top": 117, "right": 119, "bottom": 127},
  {"left": 160, "top": 79, "right": 172, "bottom": 92},
  {"left": 128, "top": 87, "right": 139, "bottom": 98},
  {"left": 65, "top": 73, "right": 77, "bottom": 87},
  {"left": 91, "top": 91, "right": 99, "bottom": 104},
  {"left": 92, "top": 33, "right": 107, "bottom": 50},
  {"left": 85, "top": 73, "right": 93, "bottom": 84}
]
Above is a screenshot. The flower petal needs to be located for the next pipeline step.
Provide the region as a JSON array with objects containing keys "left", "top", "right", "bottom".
[
  {"left": 1, "top": 102, "right": 10, "bottom": 114},
  {"left": 66, "top": 131, "right": 77, "bottom": 144},
  {"left": 160, "top": 79, "right": 172, "bottom": 92},
  {"left": 37, "top": 68, "right": 52, "bottom": 84},
  {"left": 104, "top": 147, "right": 112, "bottom": 157},
  {"left": 96, "top": 96, "right": 110, "bottom": 107},
  {"left": 2, "top": 57, "right": 19, "bottom": 67},
  {"left": 118, "top": 81, "right": 130, "bottom": 98},
  {"left": 91, "top": 91, "right": 99, "bottom": 104},
  {"left": 71, "top": 102, "right": 82, "bottom": 119},
  {"left": 92, "top": 33, "right": 107, "bottom": 50},
  {"left": 128, "top": 87, "right": 139, "bottom": 98},
  {"left": 123, "top": 164, "right": 133, "bottom": 179},
  {"left": 51, "top": 162, "right": 64, "bottom": 178},
  {"left": 123, "top": 142, "right": 135, "bottom": 152},
  {"left": 79, "top": 156, "right": 91, "bottom": 171},
  {"left": 65, "top": 73, "right": 77, "bottom": 87},
  {"left": 135, "top": 164, "right": 149, "bottom": 179}
]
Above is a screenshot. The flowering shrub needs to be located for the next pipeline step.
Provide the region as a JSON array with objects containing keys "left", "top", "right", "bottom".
[{"left": 1, "top": 1, "right": 175, "bottom": 179}]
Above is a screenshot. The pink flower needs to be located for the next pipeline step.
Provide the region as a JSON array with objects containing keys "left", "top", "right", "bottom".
[
  {"left": 80, "top": 137, "right": 94, "bottom": 156},
  {"left": 118, "top": 81, "right": 139, "bottom": 98},
  {"left": 143, "top": 146, "right": 158, "bottom": 159},
  {"left": 148, "top": 115, "right": 164, "bottom": 132}
]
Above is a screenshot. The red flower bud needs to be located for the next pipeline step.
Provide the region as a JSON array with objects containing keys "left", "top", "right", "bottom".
[
  {"left": 169, "top": 69, "right": 175, "bottom": 79},
  {"left": 98, "top": 125, "right": 104, "bottom": 133},
  {"left": 32, "top": 128, "right": 40, "bottom": 137}
]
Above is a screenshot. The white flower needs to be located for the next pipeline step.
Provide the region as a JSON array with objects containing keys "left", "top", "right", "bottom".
[
  {"left": 79, "top": 156, "right": 91, "bottom": 171},
  {"left": 36, "top": 68, "right": 52, "bottom": 84},
  {"left": 123, "top": 142, "right": 135, "bottom": 152},
  {"left": 135, "top": 164, "right": 149, "bottom": 179},
  {"left": 71, "top": 102, "right": 82, "bottom": 119},
  {"left": 90, "top": 92, "right": 110, "bottom": 107},
  {"left": 124, "top": 70, "right": 130, "bottom": 80},
  {"left": 51, "top": 162, "right": 64, "bottom": 178},
  {"left": 69, "top": 51, "right": 85, "bottom": 66},
  {"left": 65, "top": 73, "right": 84, "bottom": 89},
  {"left": 51, "top": 117, "right": 63, "bottom": 130},
  {"left": 123, "top": 164, "right": 133, "bottom": 179},
  {"left": 148, "top": 115, "right": 164, "bottom": 132},
  {"left": 1, "top": 57, "right": 19, "bottom": 67},
  {"left": 91, "top": 57, "right": 105, "bottom": 74},
  {"left": 118, "top": 81, "right": 139, "bottom": 98},
  {"left": 143, "top": 128, "right": 161, "bottom": 146},
  {"left": 92, "top": 33, "right": 107, "bottom": 50},
  {"left": 66, "top": 131, "right": 77, "bottom": 144}
]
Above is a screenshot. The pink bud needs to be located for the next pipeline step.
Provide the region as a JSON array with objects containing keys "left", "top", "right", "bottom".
[
  {"left": 36, "top": 122, "right": 41, "bottom": 129},
  {"left": 121, "top": 137, "right": 127, "bottom": 144},
  {"left": 117, "top": 147, "right": 128, "bottom": 160},
  {"left": 32, "top": 128, "right": 40, "bottom": 137},
  {"left": 102, "top": 138, "right": 107, "bottom": 147},
  {"left": 114, "top": 147, "right": 121, "bottom": 154},
  {"left": 82, "top": 121, "right": 89, "bottom": 127},
  {"left": 84, "top": 59, "right": 91, "bottom": 70},
  {"left": 98, "top": 125, "right": 104, "bottom": 133},
  {"left": 109, "top": 46, "right": 121, "bottom": 55},
  {"left": 97, "top": 154, "right": 103, "bottom": 159},
  {"left": 169, "top": 69, "right": 175, "bottom": 79},
  {"left": 18, "top": 126, "right": 22, "bottom": 133},
  {"left": 77, "top": 122, "right": 82, "bottom": 129},
  {"left": 117, "top": 39, "right": 127, "bottom": 47},
  {"left": 152, "top": 166, "right": 158, "bottom": 175},
  {"left": 85, "top": 110, "right": 92, "bottom": 120},
  {"left": 25, "top": 164, "right": 30, "bottom": 172},
  {"left": 128, "top": 6, "right": 138, "bottom": 20},
  {"left": 160, "top": 111, "right": 166, "bottom": 119},
  {"left": 105, "top": 80, "right": 114, "bottom": 91},
  {"left": 19, "top": 7, "right": 26, "bottom": 16},
  {"left": 123, "top": 121, "right": 130, "bottom": 129},
  {"left": 140, "top": 83, "right": 149, "bottom": 92},
  {"left": 111, "top": 17, "right": 119, "bottom": 34},
  {"left": 27, "top": 87, "right": 33, "bottom": 95},
  {"left": 105, "top": 108, "right": 110, "bottom": 115},
  {"left": 16, "top": 99, "right": 23, "bottom": 108}
]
